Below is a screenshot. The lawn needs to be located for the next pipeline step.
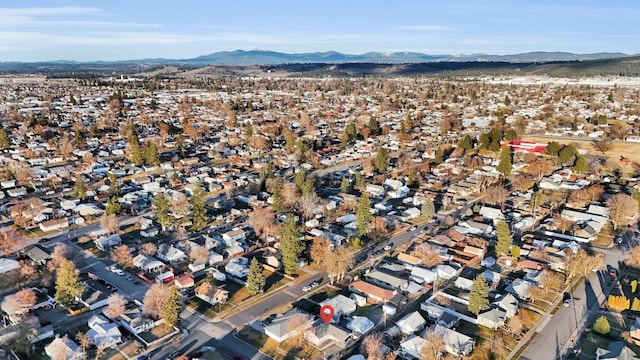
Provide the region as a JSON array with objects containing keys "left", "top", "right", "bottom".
[
  {"left": 456, "top": 320, "right": 515, "bottom": 360},
  {"left": 236, "top": 326, "right": 321, "bottom": 360},
  {"left": 354, "top": 304, "right": 376, "bottom": 316},
  {"left": 187, "top": 297, "right": 230, "bottom": 319}
]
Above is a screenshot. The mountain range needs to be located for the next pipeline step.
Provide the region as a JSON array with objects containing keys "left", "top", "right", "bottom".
[{"left": 1, "top": 50, "right": 632, "bottom": 66}]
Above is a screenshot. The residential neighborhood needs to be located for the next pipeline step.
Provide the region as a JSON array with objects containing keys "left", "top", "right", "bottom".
[{"left": 0, "top": 71, "right": 640, "bottom": 360}]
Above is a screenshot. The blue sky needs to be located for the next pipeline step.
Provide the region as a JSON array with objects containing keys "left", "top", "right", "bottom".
[{"left": 1, "top": 0, "right": 638, "bottom": 61}]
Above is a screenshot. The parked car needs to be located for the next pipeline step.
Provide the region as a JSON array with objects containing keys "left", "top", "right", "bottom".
[
  {"left": 303, "top": 281, "right": 320, "bottom": 292},
  {"left": 114, "top": 268, "right": 124, "bottom": 276},
  {"left": 384, "top": 242, "right": 394, "bottom": 251},
  {"left": 607, "top": 265, "right": 617, "bottom": 278},
  {"left": 126, "top": 275, "right": 134, "bottom": 281},
  {"left": 563, "top": 292, "right": 572, "bottom": 307},
  {"left": 38, "top": 237, "right": 50, "bottom": 244},
  {"left": 407, "top": 226, "right": 417, "bottom": 232}
]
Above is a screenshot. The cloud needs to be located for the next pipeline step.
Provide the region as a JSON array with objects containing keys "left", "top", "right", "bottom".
[{"left": 396, "top": 25, "right": 456, "bottom": 31}]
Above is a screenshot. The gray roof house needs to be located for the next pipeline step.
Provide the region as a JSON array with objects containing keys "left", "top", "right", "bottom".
[
  {"left": 476, "top": 307, "right": 507, "bottom": 330},
  {"left": 263, "top": 309, "right": 314, "bottom": 343}
]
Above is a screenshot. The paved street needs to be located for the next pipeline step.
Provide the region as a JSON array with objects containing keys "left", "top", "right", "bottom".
[{"left": 520, "top": 246, "right": 626, "bottom": 360}]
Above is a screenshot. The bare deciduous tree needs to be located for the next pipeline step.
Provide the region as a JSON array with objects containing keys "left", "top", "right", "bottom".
[
  {"left": 361, "top": 332, "right": 384, "bottom": 360},
  {"left": 48, "top": 243, "right": 69, "bottom": 272},
  {"left": 506, "top": 314, "right": 524, "bottom": 336},
  {"left": 143, "top": 283, "right": 168, "bottom": 318},
  {"left": 286, "top": 313, "right": 311, "bottom": 349},
  {"left": 111, "top": 245, "right": 134, "bottom": 269},
  {"left": 413, "top": 243, "right": 442, "bottom": 268},
  {"left": 420, "top": 330, "right": 446, "bottom": 360},
  {"left": 189, "top": 245, "right": 209, "bottom": 263},
  {"left": 310, "top": 236, "right": 331, "bottom": 266},
  {"left": 141, "top": 242, "right": 157, "bottom": 256},
  {"left": 100, "top": 213, "right": 119, "bottom": 234},
  {"left": 0, "top": 227, "right": 19, "bottom": 254},
  {"left": 607, "top": 193, "right": 638, "bottom": 230},
  {"left": 486, "top": 186, "right": 510, "bottom": 210},
  {"left": 104, "top": 293, "right": 126, "bottom": 319}
]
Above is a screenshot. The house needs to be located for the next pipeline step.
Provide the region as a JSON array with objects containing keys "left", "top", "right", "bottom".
[
  {"left": 133, "top": 255, "right": 164, "bottom": 272},
  {"left": 431, "top": 324, "right": 475, "bottom": 356},
  {"left": 21, "top": 244, "right": 51, "bottom": 266},
  {"left": 397, "top": 253, "right": 423, "bottom": 268},
  {"left": 458, "top": 220, "right": 492, "bottom": 235},
  {"left": 117, "top": 304, "right": 156, "bottom": 335},
  {"left": 174, "top": 274, "right": 194, "bottom": 289},
  {"left": 221, "top": 229, "right": 245, "bottom": 246},
  {"left": 306, "top": 321, "right": 352, "bottom": 349},
  {"left": 263, "top": 309, "right": 314, "bottom": 343},
  {"left": 396, "top": 311, "right": 426, "bottom": 335},
  {"left": 400, "top": 335, "right": 426, "bottom": 359},
  {"left": 479, "top": 206, "right": 504, "bottom": 223},
  {"left": 349, "top": 280, "right": 396, "bottom": 303},
  {"left": 365, "top": 269, "right": 409, "bottom": 291},
  {"left": 225, "top": 260, "right": 249, "bottom": 278},
  {"left": 39, "top": 217, "right": 68, "bottom": 232},
  {"left": 347, "top": 316, "right": 374, "bottom": 335},
  {"left": 595, "top": 341, "right": 640, "bottom": 360},
  {"left": 629, "top": 317, "right": 640, "bottom": 346},
  {"left": 87, "top": 315, "right": 122, "bottom": 349},
  {"left": 506, "top": 278, "right": 532, "bottom": 300},
  {"left": 140, "top": 227, "right": 159, "bottom": 238},
  {"left": 410, "top": 266, "right": 437, "bottom": 284},
  {"left": 157, "top": 244, "right": 186, "bottom": 263},
  {"left": 45, "top": 336, "right": 83, "bottom": 360},
  {"left": 95, "top": 234, "right": 122, "bottom": 251},
  {"left": 195, "top": 283, "right": 228, "bottom": 305},
  {"left": 77, "top": 279, "right": 112, "bottom": 310},
  {"left": 477, "top": 307, "right": 507, "bottom": 330},
  {"left": 402, "top": 207, "right": 421, "bottom": 220},
  {"left": 496, "top": 293, "right": 519, "bottom": 318},
  {"left": 319, "top": 295, "right": 357, "bottom": 323}
]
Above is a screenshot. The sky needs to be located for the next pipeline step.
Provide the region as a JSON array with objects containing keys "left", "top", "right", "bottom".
[{"left": 0, "top": 0, "right": 638, "bottom": 61}]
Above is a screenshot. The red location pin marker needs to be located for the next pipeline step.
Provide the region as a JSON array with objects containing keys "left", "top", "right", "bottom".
[{"left": 319, "top": 305, "right": 334, "bottom": 324}]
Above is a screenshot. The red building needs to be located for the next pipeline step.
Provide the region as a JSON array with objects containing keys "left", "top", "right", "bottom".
[{"left": 501, "top": 140, "right": 547, "bottom": 153}]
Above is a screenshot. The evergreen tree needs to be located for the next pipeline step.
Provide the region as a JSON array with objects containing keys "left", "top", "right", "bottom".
[
  {"left": 72, "top": 180, "right": 87, "bottom": 199},
  {"left": 495, "top": 220, "right": 512, "bottom": 256},
  {"left": 279, "top": 216, "right": 303, "bottom": 275},
  {"left": 573, "top": 155, "right": 588, "bottom": 173},
  {"left": 190, "top": 183, "right": 207, "bottom": 228},
  {"left": 340, "top": 177, "right": 349, "bottom": 193},
  {"left": 142, "top": 140, "right": 160, "bottom": 165},
  {"left": 246, "top": 258, "right": 266, "bottom": 295},
  {"left": 0, "top": 127, "right": 10, "bottom": 150},
  {"left": 272, "top": 175, "right": 283, "bottom": 212},
  {"left": 496, "top": 146, "right": 512, "bottom": 175},
  {"left": 152, "top": 193, "right": 171, "bottom": 232},
  {"left": 468, "top": 275, "right": 490, "bottom": 315},
  {"left": 55, "top": 259, "right": 81, "bottom": 306},
  {"left": 374, "top": 147, "right": 390, "bottom": 173},
  {"left": 505, "top": 129, "right": 518, "bottom": 140},
  {"left": 160, "top": 287, "right": 182, "bottom": 327},
  {"left": 294, "top": 170, "right": 314, "bottom": 196},
  {"left": 421, "top": 197, "right": 435, "bottom": 218},
  {"left": 356, "top": 193, "right": 373, "bottom": 236},
  {"left": 354, "top": 172, "right": 364, "bottom": 189},
  {"left": 128, "top": 134, "right": 143, "bottom": 166},
  {"left": 545, "top": 141, "right": 562, "bottom": 156},
  {"left": 74, "top": 129, "right": 85, "bottom": 148},
  {"left": 345, "top": 122, "right": 357, "bottom": 142},
  {"left": 558, "top": 144, "right": 578, "bottom": 164},
  {"left": 368, "top": 116, "right": 380, "bottom": 136},
  {"left": 457, "top": 135, "right": 473, "bottom": 150},
  {"left": 105, "top": 196, "right": 122, "bottom": 215},
  {"left": 433, "top": 148, "right": 443, "bottom": 164}
]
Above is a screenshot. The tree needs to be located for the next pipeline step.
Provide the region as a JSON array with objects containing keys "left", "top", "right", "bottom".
[
  {"left": 310, "top": 236, "right": 331, "bottom": 266},
  {"left": 496, "top": 145, "right": 512, "bottom": 175},
  {"left": 246, "top": 258, "right": 266, "bottom": 296},
  {"left": 111, "top": 245, "right": 134, "bottom": 268},
  {"left": 141, "top": 242, "right": 157, "bottom": 256},
  {"left": 458, "top": 134, "right": 473, "bottom": 150},
  {"left": 100, "top": 213, "right": 119, "bottom": 235},
  {"left": 190, "top": 183, "right": 207, "bottom": 228},
  {"left": 340, "top": 177, "right": 349, "bottom": 193},
  {"left": 374, "top": 147, "right": 390, "bottom": 173},
  {"left": 486, "top": 186, "right": 510, "bottom": 210},
  {"left": 248, "top": 207, "right": 276, "bottom": 242},
  {"left": 3, "top": 288, "right": 36, "bottom": 315},
  {"left": 143, "top": 284, "right": 168, "bottom": 318},
  {"left": 433, "top": 147, "right": 443, "bottom": 164},
  {"left": 142, "top": 140, "right": 160, "bottom": 165},
  {"left": 564, "top": 249, "right": 603, "bottom": 281},
  {"left": 539, "top": 270, "right": 565, "bottom": 294},
  {"left": 104, "top": 293, "right": 126, "bottom": 319},
  {"left": 160, "top": 287, "right": 182, "bottom": 327},
  {"left": 625, "top": 246, "right": 640, "bottom": 268},
  {"left": 368, "top": 216, "right": 389, "bottom": 242},
  {"left": 76, "top": 332, "right": 90, "bottom": 355},
  {"left": 72, "top": 180, "right": 87, "bottom": 199},
  {"left": 558, "top": 144, "right": 578, "bottom": 164},
  {"left": 55, "top": 259, "right": 81, "bottom": 306},
  {"left": 420, "top": 329, "right": 446, "bottom": 360},
  {"left": 189, "top": 245, "right": 209, "bottom": 263},
  {"left": 495, "top": 220, "right": 512, "bottom": 256},
  {"left": 326, "top": 246, "right": 354, "bottom": 284},
  {"left": 0, "top": 127, "right": 9, "bottom": 149},
  {"left": 573, "top": 155, "right": 588, "bottom": 173},
  {"left": 127, "top": 134, "right": 143, "bottom": 165},
  {"left": 545, "top": 141, "right": 562, "bottom": 156},
  {"left": 421, "top": 197, "right": 435, "bottom": 218},
  {"left": 105, "top": 196, "right": 122, "bottom": 215},
  {"left": 48, "top": 243, "right": 69, "bottom": 272},
  {"left": 272, "top": 175, "right": 283, "bottom": 212},
  {"left": 607, "top": 193, "right": 638, "bottom": 230},
  {"left": 361, "top": 333, "right": 383, "bottom": 360},
  {"left": 468, "top": 275, "right": 490, "bottom": 315},
  {"left": 413, "top": 243, "right": 443, "bottom": 268},
  {"left": 344, "top": 122, "right": 357, "bottom": 142},
  {"left": 593, "top": 315, "right": 611, "bottom": 335},
  {"left": 356, "top": 193, "right": 373, "bottom": 236},
  {"left": 0, "top": 227, "right": 19, "bottom": 254},
  {"left": 506, "top": 314, "right": 524, "bottom": 336},
  {"left": 153, "top": 193, "right": 171, "bottom": 232},
  {"left": 286, "top": 313, "right": 312, "bottom": 349},
  {"left": 279, "top": 216, "right": 303, "bottom": 275}
]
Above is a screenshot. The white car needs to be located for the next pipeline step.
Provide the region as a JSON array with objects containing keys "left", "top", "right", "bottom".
[{"left": 112, "top": 268, "right": 124, "bottom": 276}]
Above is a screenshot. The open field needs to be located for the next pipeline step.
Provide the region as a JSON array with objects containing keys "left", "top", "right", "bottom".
[{"left": 523, "top": 136, "right": 640, "bottom": 175}]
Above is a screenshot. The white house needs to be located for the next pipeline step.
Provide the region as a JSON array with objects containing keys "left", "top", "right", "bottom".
[
  {"left": 45, "top": 336, "right": 83, "bottom": 360},
  {"left": 264, "top": 309, "right": 314, "bottom": 343},
  {"left": 397, "top": 311, "right": 426, "bottom": 335},
  {"left": 87, "top": 315, "right": 122, "bottom": 349},
  {"left": 221, "top": 229, "right": 245, "bottom": 246},
  {"left": 157, "top": 245, "right": 186, "bottom": 263},
  {"left": 319, "top": 295, "right": 357, "bottom": 323},
  {"left": 225, "top": 260, "right": 249, "bottom": 278}
]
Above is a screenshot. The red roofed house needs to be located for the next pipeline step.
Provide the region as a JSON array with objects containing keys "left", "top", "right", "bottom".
[
  {"left": 174, "top": 274, "right": 194, "bottom": 289},
  {"left": 350, "top": 280, "right": 396, "bottom": 303}
]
